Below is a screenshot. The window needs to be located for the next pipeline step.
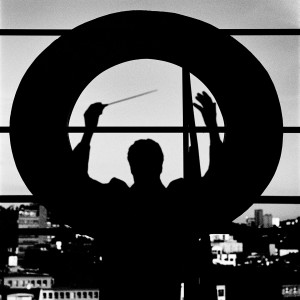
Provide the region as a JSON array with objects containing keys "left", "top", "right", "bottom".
[
  {"left": 66, "top": 292, "right": 70, "bottom": 299},
  {"left": 60, "top": 292, "right": 65, "bottom": 299},
  {"left": 49, "top": 293, "right": 53, "bottom": 299},
  {"left": 54, "top": 292, "right": 59, "bottom": 299},
  {"left": 83, "top": 292, "right": 87, "bottom": 299},
  {"left": 94, "top": 292, "right": 99, "bottom": 299},
  {"left": 77, "top": 292, "right": 81, "bottom": 299},
  {"left": 88, "top": 292, "right": 93, "bottom": 298},
  {"left": 43, "top": 280, "right": 48, "bottom": 287},
  {"left": 43, "top": 293, "right": 47, "bottom": 299},
  {"left": 0, "top": 6, "right": 299, "bottom": 300}
]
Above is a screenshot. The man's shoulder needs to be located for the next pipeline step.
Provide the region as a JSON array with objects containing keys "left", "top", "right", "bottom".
[
  {"left": 83, "top": 177, "right": 129, "bottom": 195},
  {"left": 109, "top": 177, "right": 129, "bottom": 190},
  {"left": 167, "top": 178, "right": 185, "bottom": 191}
]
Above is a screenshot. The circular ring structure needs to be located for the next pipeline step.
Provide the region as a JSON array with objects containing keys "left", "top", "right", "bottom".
[{"left": 10, "top": 11, "right": 283, "bottom": 223}]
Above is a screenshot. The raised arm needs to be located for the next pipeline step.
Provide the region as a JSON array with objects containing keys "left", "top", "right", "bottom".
[
  {"left": 193, "top": 92, "right": 223, "bottom": 178},
  {"left": 72, "top": 103, "right": 106, "bottom": 179},
  {"left": 82, "top": 103, "right": 106, "bottom": 145}
]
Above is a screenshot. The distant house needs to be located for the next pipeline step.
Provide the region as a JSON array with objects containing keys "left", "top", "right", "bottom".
[{"left": 1, "top": 270, "right": 99, "bottom": 300}]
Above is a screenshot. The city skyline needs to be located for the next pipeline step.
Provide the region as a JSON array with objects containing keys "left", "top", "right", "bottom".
[{"left": 1, "top": 202, "right": 300, "bottom": 225}]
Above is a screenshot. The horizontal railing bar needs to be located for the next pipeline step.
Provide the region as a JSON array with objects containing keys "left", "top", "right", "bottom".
[
  {"left": 0, "top": 195, "right": 34, "bottom": 203},
  {"left": 0, "top": 29, "right": 299, "bottom": 36},
  {"left": 0, "top": 29, "right": 69, "bottom": 36},
  {"left": 223, "top": 28, "right": 300, "bottom": 35},
  {"left": 69, "top": 126, "right": 225, "bottom": 133},
  {"left": 2, "top": 127, "right": 300, "bottom": 133},
  {"left": 67, "top": 126, "right": 300, "bottom": 133},
  {"left": 1, "top": 195, "right": 300, "bottom": 204}
]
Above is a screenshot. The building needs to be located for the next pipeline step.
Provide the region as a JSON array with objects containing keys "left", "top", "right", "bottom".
[
  {"left": 210, "top": 234, "right": 231, "bottom": 243},
  {"left": 246, "top": 217, "right": 255, "bottom": 227},
  {"left": 281, "top": 218, "right": 299, "bottom": 227},
  {"left": 212, "top": 246, "right": 237, "bottom": 266},
  {"left": 3, "top": 270, "right": 54, "bottom": 289},
  {"left": 269, "top": 244, "right": 278, "bottom": 256},
  {"left": 18, "top": 205, "right": 47, "bottom": 230},
  {"left": 216, "top": 285, "right": 226, "bottom": 300},
  {"left": 210, "top": 234, "right": 243, "bottom": 254},
  {"left": 210, "top": 234, "right": 243, "bottom": 267},
  {"left": 282, "top": 285, "right": 300, "bottom": 298},
  {"left": 1, "top": 270, "right": 99, "bottom": 300},
  {"left": 279, "top": 249, "right": 299, "bottom": 257},
  {"left": 254, "top": 209, "right": 263, "bottom": 227},
  {"left": 272, "top": 217, "right": 280, "bottom": 227},
  {"left": 39, "top": 288, "right": 100, "bottom": 300},
  {"left": 18, "top": 205, "right": 49, "bottom": 260},
  {"left": 263, "top": 214, "right": 273, "bottom": 228},
  {"left": 0, "top": 207, "right": 18, "bottom": 267}
]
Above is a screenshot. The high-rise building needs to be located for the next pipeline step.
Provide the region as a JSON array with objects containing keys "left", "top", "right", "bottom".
[
  {"left": 254, "top": 209, "right": 263, "bottom": 227},
  {"left": 0, "top": 207, "right": 18, "bottom": 267},
  {"left": 18, "top": 204, "right": 48, "bottom": 261},
  {"left": 263, "top": 214, "right": 273, "bottom": 228}
]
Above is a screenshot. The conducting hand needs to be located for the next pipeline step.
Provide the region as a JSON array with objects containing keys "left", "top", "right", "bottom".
[
  {"left": 193, "top": 91, "right": 217, "bottom": 127},
  {"left": 84, "top": 103, "right": 106, "bottom": 129}
]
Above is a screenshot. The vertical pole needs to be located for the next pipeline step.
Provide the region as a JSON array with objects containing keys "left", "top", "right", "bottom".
[
  {"left": 182, "top": 68, "right": 217, "bottom": 300},
  {"left": 182, "top": 69, "right": 201, "bottom": 180},
  {"left": 182, "top": 68, "right": 201, "bottom": 300},
  {"left": 182, "top": 69, "right": 190, "bottom": 180}
]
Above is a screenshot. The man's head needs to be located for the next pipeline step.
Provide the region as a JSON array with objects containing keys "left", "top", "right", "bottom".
[{"left": 127, "top": 139, "right": 164, "bottom": 183}]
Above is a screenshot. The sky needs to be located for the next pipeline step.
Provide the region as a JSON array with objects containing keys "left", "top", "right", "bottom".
[{"left": 0, "top": 0, "right": 299, "bottom": 223}]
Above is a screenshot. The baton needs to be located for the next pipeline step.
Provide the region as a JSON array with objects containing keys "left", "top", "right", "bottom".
[{"left": 103, "top": 89, "right": 158, "bottom": 107}]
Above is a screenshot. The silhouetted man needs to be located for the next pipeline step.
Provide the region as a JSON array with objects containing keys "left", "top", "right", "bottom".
[{"left": 70, "top": 91, "right": 222, "bottom": 300}]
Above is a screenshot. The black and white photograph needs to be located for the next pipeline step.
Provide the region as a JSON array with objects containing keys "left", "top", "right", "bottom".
[{"left": 0, "top": 1, "right": 299, "bottom": 300}]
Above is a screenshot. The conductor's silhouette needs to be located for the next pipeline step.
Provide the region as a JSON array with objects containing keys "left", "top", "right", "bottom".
[{"left": 69, "top": 91, "right": 222, "bottom": 300}]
